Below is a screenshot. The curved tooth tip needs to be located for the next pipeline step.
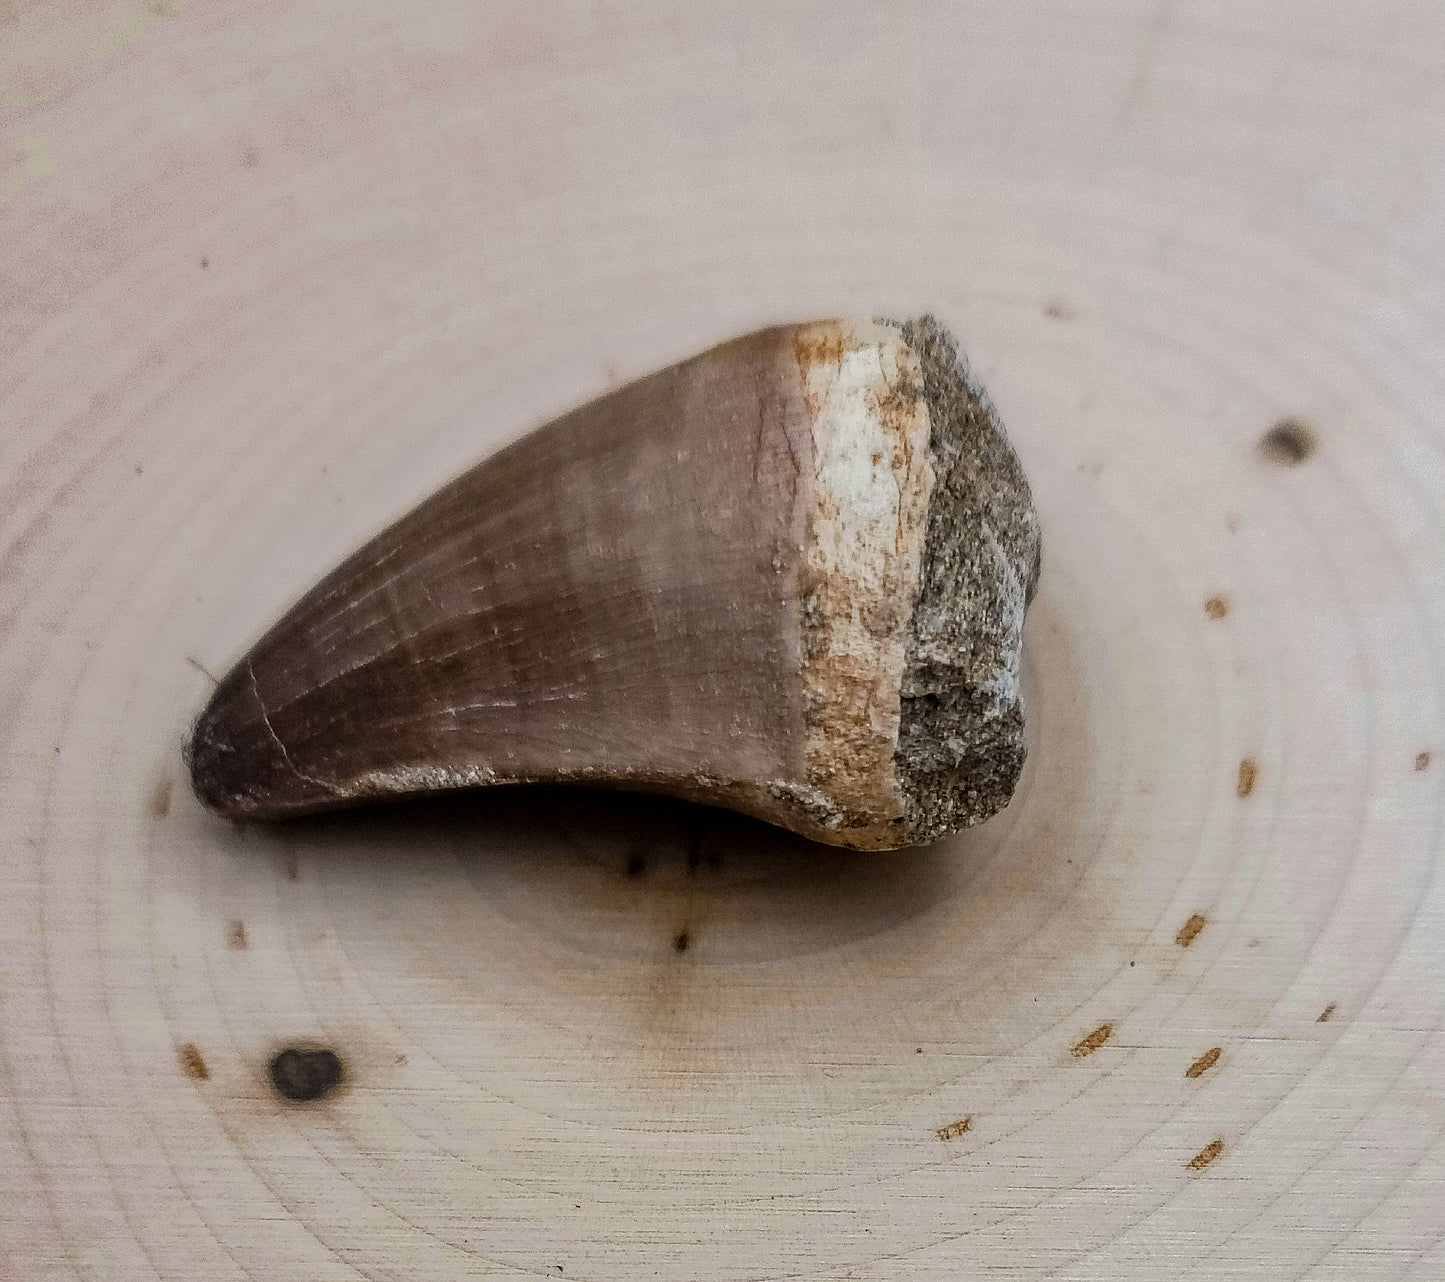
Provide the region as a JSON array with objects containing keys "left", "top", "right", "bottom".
[{"left": 186, "top": 665, "right": 338, "bottom": 819}]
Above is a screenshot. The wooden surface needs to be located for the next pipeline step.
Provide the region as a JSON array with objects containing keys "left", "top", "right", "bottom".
[{"left": 3, "top": 2, "right": 1444, "bottom": 1278}]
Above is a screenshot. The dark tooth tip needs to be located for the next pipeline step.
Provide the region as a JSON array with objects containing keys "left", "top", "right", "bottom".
[{"left": 185, "top": 667, "right": 292, "bottom": 819}]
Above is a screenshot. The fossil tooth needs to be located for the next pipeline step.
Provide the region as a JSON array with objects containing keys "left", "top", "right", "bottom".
[{"left": 187, "top": 316, "right": 1041, "bottom": 850}]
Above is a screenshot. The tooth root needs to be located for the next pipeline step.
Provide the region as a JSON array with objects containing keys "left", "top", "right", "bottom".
[{"left": 187, "top": 316, "right": 1040, "bottom": 850}]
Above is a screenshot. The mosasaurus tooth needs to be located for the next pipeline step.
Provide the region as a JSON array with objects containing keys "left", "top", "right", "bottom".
[{"left": 187, "top": 316, "right": 1041, "bottom": 850}]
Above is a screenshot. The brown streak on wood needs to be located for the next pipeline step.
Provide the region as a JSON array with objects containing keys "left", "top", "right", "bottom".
[
  {"left": 1186, "top": 1046, "right": 1221, "bottom": 1078},
  {"left": 1236, "top": 757, "right": 1258, "bottom": 797},
  {"left": 1072, "top": 1023, "right": 1112, "bottom": 1058},
  {"left": 936, "top": 1117, "right": 971, "bottom": 1141},
  {"left": 149, "top": 773, "right": 172, "bottom": 817},
  {"left": 227, "top": 919, "right": 248, "bottom": 949},
  {"left": 177, "top": 1043, "right": 209, "bottom": 1080},
  {"left": 1416, "top": 751, "right": 1430, "bottom": 771},
  {"left": 1188, "top": 1138, "right": 1224, "bottom": 1170},
  {"left": 1317, "top": 1002, "right": 1336, "bottom": 1022},
  {"left": 1176, "top": 912, "right": 1207, "bottom": 947}
]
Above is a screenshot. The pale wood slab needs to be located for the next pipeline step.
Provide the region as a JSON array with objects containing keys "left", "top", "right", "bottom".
[{"left": 3, "top": 2, "right": 1444, "bottom": 1279}]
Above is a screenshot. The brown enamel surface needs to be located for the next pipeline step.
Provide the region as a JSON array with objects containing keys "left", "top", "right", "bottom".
[{"left": 189, "top": 326, "right": 819, "bottom": 824}]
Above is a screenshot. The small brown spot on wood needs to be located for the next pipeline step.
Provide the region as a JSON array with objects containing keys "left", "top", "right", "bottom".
[
  {"left": 199, "top": 256, "right": 208, "bottom": 269},
  {"left": 1072, "top": 1023, "right": 1112, "bottom": 1058},
  {"left": 227, "top": 919, "right": 247, "bottom": 950},
  {"left": 1317, "top": 1002, "right": 1336, "bottom": 1023},
  {"left": 672, "top": 929, "right": 691, "bottom": 953},
  {"left": 1043, "top": 300, "right": 1074, "bottom": 321},
  {"left": 150, "top": 774, "right": 172, "bottom": 817},
  {"left": 1186, "top": 1046, "right": 1221, "bottom": 1078},
  {"left": 936, "top": 1117, "right": 971, "bottom": 1141},
  {"left": 1236, "top": 757, "right": 1258, "bottom": 798},
  {"left": 1187, "top": 1138, "right": 1224, "bottom": 1171},
  {"left": 1260, "top": 418, "right": 1316, "bottom": 466},
  {"left": 269, "top": 1047, "right": 343, "bottom": 1101},
  {"left": 178, "top": 1042, "right": 209, "bottom": 1080},
  {"left": 1204, "top": 595, "right": 1229, "bottom": 620},
  {"left": 1176, "top": 913, "right": 1207, "bottom": 947},
  {"left": 1416, "top": 751, "right": 1430, "bottom": 771}
]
